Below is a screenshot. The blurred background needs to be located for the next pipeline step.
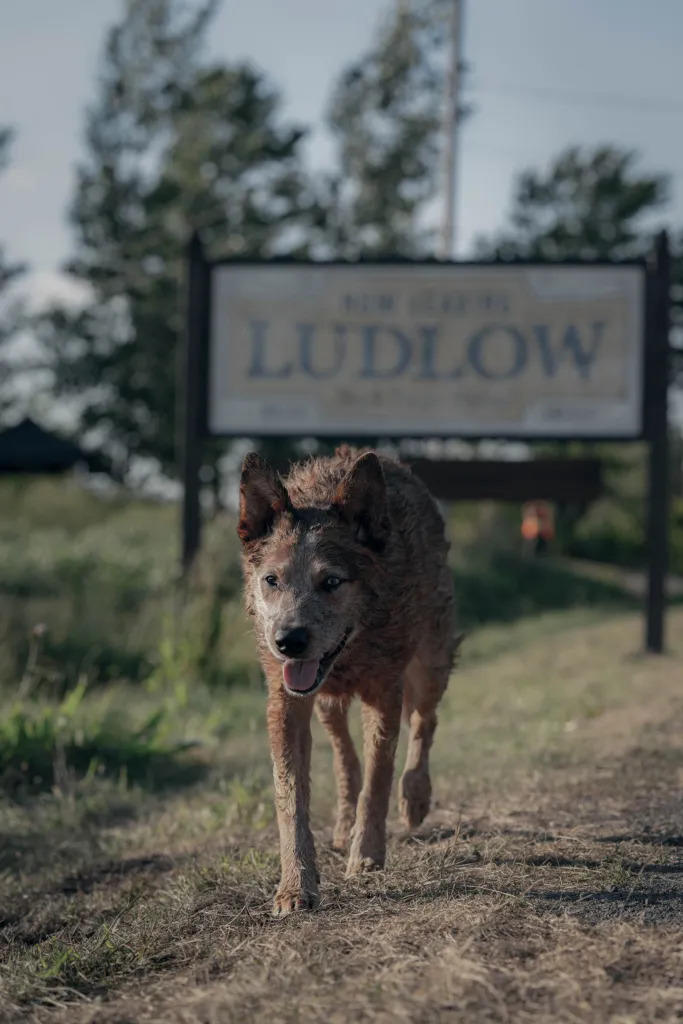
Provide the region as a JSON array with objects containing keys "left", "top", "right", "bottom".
[{"left": 0, "top": 0, "right": 682, "bottom": 790}]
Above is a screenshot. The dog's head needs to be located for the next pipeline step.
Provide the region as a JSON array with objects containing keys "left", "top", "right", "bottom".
[{"left": 237, "top": 451, "right": 389, "bottom": 698}]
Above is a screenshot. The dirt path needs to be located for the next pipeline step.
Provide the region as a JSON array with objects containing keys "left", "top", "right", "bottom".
[
  {"left": 2, "top": 610, "right": 682, "bottom": 1023},
  {"left": 558, "top": 555, "right": 683, "bottom": 598}
]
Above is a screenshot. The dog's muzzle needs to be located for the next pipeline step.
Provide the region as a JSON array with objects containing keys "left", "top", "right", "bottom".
[{"left": 282, "top": 627, "right": 352, "bottom": 697}]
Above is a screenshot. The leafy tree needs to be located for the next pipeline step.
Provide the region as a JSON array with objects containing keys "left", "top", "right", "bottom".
[
  {"left": 476, "top": 145, "right": 668, "bottom": 262},
  {"left": 477, "top": 144, "right": 683, "bottom": 561},
  {"left": 324, "top": 0, "right": 463, "bottom": 258},
  {"left": 242, "top": 0, "right": 464, "bottom": 471},
  {"left": 476, "top": 144, "right": 682, "bottom": 398},
  {"left": 0, "top": 128, "right": 26, "bottom": 422},
  {"left": 476, "top": 144, "right": 683, "bottom": 403},
  {"left": 40, "top": 0, "right": 316, "bottom": 480},
  {"left": 41, "top": 0, "right": 471, "bottom": 479}
]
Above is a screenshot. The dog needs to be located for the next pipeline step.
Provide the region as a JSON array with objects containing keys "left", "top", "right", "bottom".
[{"left": 237, "top": 446, "right": 457, "bottom": 916}]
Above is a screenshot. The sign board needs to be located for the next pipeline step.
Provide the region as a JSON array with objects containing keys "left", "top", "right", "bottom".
[
  {"left": 206, "top": 263, "right": 645, "bottom": 438},
  {"left": 183, "top": 238, "right": 669, "bottom": 654}
]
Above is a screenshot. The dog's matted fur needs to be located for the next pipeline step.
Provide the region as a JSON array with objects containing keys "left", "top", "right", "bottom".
[{"left": 238, "top": 446, "right": 457, "bottom": 916}]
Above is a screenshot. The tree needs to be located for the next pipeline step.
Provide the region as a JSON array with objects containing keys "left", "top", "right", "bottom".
[
  {"left": 248, "top": 0, "right": 466, "bottom": 471},
  {"left": 476, "top": 145, "right": 668, "bottom": 261},
  {"left": 324, "top": 0, "right": 462, "bottom": 258},
  {"left": 475, "top": 144, "right": 680, "bottom": 391},
  {"left": 477, "top": 144, "right": 683, "bottom": 396},
  {"left": 41, "top": 0, "right": 471, "bottom": 479},
  {"left": 477, "top": 144, "right": 681, "bottom": 564},
  {"left": 0, "top": 128, "right": 26, "bottom": 422},
  {"left": 40, "top": 0, "right": 317, "bottom": 480}
]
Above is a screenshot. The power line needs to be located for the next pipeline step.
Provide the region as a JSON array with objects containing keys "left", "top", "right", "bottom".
[
  {"left": 467, "top": 81, "right": 683, "bottom": 115},
  {"left": 463, "top": 141, "right": 683, "bottom": 180}
]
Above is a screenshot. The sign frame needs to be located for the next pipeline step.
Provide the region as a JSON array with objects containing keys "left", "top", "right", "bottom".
[
  {"left": 180, "top": 236, "right": 670, "bottom": 653},
  {"left": 199, "top": 254, "right": 649, "bottom": 443}
]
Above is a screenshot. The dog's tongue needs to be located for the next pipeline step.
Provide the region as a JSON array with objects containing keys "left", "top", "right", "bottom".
[{"left": 283, "top": 659, "right": 319, "bottom": 693}]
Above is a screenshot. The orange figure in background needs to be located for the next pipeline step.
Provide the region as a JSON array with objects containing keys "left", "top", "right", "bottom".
[{"left": 521, "top": 501, "right": 555, "bottom": 555}]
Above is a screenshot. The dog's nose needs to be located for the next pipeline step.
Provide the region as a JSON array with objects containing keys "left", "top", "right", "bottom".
[{"left": 275, "top": 626, "right": 310, "bottom": 658}]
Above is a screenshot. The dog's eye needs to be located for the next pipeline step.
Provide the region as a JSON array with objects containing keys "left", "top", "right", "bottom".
[
  {"left": 264, "top": 574, "right": 278, "bottom": 588},
  {"left": 322, "top": 575, "right": 342, "bottom": 591}
]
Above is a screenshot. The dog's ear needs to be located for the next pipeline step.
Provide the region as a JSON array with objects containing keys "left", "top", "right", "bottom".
[
  {"left": 333, "top": 452, "right": 389, "bottom": 551},
  {"left": 238, "top": 453, "right": 291, "bottom": 544}
]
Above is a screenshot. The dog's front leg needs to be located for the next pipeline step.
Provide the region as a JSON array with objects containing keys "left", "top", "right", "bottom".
[
  {"left": 267, "top": 687, "right": 319, "bottom": 916},
  {"left": 346, "top": 687, "right": 402, "bottom": 876}
]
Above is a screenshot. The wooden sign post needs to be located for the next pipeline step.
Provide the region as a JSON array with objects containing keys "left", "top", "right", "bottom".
[
  {"left": 644, "top": 231, "right": 670, "bottom": 653},
  {"left": 181, "top": 232, "right": 208, "bottom": 573}
]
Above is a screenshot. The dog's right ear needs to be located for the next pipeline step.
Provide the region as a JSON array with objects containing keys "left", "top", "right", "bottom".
[{"left": 237, "top": 453, "right": 291, "bottom": 544}]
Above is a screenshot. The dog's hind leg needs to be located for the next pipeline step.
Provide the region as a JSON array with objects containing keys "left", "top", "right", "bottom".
[
  {"left": 398, "top": 646, "right": 452, "bottom": 830},
  {"left": 399, "top": 563, "right": 457, "bottom": 830},
  {"left": 316, "top": 696, "right": 361, "bottom": 851}
]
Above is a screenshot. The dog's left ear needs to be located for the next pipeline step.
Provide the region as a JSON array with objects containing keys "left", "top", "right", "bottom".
[
  {"left": 238, "top": 453, "right": 291, "bottom": 544},
  {"left": 333, "top": 452, "right": 389, "bottom": 551}
]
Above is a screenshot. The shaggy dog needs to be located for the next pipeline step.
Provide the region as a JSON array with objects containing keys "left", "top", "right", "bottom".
[{"left": 238, "top": 446, "right": 457, "bottom": 916}]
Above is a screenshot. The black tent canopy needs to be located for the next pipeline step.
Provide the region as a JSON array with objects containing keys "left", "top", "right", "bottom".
[{"left": 0, "top": 417, "right": 89, "bottom": 474}]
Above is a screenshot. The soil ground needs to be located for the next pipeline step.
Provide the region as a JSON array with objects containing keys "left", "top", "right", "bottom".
[{"left": 1, "top": 608, "right": 682, "bottom": 1023}]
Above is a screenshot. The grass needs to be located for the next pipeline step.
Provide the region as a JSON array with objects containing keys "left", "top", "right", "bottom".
[
  {"left": 0, "top": 478, "right": 638, "bottom": 695},
  {"left": 0, "top": 477, "right": 682, "bottom": 1022},
  {"left": 1, "top": 609, "right": 682, "bottom": 1022},
  {"left": 0, "top": 681, "right": 202, "bottom": 796}
]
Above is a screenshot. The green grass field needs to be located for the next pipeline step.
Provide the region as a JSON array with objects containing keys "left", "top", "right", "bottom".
[{"left": 0, "top": 477, "right": 681, "bottom": 1022}]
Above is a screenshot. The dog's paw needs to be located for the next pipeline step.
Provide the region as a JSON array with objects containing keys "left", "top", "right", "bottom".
[
  {"left": 345, "top": 854, "right": 384, "bottom": 877},
  {"left": 331, "top": 803, "right": 358, "bottom": 852},
  {"left": 272, "top": 887, "right": 319, "bottom": 918},
  {"left": 398, "top": 768, "right": 432, "bottom": 830},
  {"left": 332, "top": 823, "right": 354, "bottom": 852}
]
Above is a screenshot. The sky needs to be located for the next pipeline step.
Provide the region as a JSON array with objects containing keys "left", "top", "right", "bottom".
[{"left": 1, "top": 0, "right": 683, "bottom": 312}]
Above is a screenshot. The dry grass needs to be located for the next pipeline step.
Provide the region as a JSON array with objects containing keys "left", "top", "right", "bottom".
[{"left": 1, "top": 609, "right": 682, "bottom": 1023}]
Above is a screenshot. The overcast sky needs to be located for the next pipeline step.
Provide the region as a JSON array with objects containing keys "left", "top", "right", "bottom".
[{"left": 1, "top": 0, "right": 683, "bottom": 311}]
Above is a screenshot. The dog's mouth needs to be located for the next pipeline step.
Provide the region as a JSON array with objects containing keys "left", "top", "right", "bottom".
[{"left": 282, "top": 628, "right": 352, "bottom": 697}]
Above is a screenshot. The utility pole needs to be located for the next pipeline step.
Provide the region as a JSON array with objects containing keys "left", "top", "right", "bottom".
[{"left": 438, "top": 0, "right": 463, "bottom": 260}]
